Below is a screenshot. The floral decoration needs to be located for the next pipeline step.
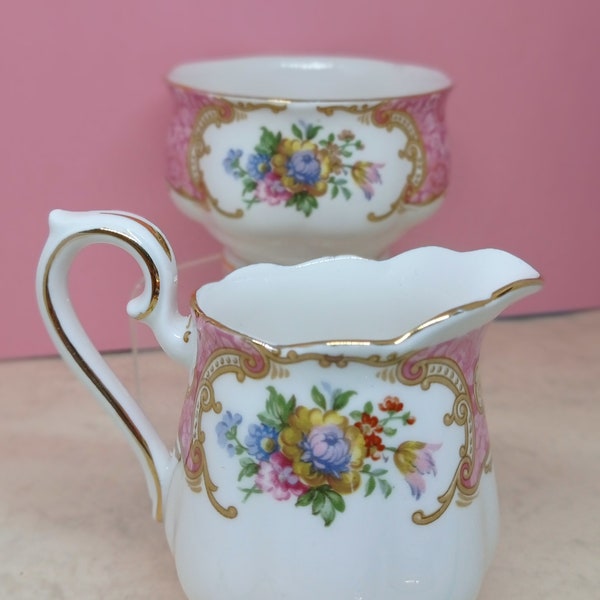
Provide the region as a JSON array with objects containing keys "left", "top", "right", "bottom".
[
  {"left": 216, "top": 384, "right": 441, "bottom": 526},
  {"left": 223, "top": 121, "right": 385, "bottom": 216}
]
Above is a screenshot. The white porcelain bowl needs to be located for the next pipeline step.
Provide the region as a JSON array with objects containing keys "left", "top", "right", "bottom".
[{"left": 166, "top": 56, "right": 452, "bottom": 267}]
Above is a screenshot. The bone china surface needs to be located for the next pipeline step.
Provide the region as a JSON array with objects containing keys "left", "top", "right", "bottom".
[
  {"left": 166, "top": 56, "right": 452, "bottom": 267},
  {"left": 36, "top": 210, "right": 541, "bottom": 600}
]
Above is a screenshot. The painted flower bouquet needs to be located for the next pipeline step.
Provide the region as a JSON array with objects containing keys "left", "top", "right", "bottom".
[
  {"left": 223, "top": 122, "right": 385, "bottom": 216},
  {"left": 216, "top": 383, "right": 441, "bottom": 526}
]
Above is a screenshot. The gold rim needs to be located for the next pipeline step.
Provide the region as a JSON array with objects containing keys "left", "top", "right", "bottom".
[
  {"left": 167, "top": 80, "right": 453, "bottom": 104},
  {"left": 191, "top": 277, "right": 543, "bottom": 352},
  {"left": 166, "top": 56, "right": 452, "bottom": 102}
]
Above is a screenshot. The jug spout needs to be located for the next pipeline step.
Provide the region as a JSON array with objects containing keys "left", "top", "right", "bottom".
[{"left": 397, "top": 247, "right": 543, "bottom": 351}]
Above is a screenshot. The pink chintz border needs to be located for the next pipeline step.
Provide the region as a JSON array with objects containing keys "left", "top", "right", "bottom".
[{"left": 165, "top": 88, "right": 450, "bottom": 208}]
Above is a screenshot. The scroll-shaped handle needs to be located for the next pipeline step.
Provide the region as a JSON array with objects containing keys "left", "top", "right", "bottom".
[{"left": 36, "top": 210, "right": 196, "bottom": 521}]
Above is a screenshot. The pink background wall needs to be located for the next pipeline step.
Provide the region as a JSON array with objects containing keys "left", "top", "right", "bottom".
[{"left": 1, "top": 0, "right": 599, "bottom": 360}]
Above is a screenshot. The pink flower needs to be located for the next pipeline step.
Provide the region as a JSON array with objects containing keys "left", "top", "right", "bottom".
[
  {"left": 393, "top": 441, "right": 442, "bottom": 500},
  {"left": 255, "top": 452, "right": 309, "bottom": 500},
  {"left": 255, "top": 172, "right": 293, "bottom": 206},
  {"left": 351, "top": 161, "right": 384, "bottom": 200}
]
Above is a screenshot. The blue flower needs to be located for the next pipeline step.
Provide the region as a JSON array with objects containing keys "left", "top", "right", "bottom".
[
  {"left": 299, "top": 424, "right": 351, "bottom": 478},
  {"left": 245, "top": 423, "right": 280, "bottom": 461},
  {"left": 223, "top": 148, "right": 243, "bottom": 178},
  {"left": 246, "top": 153, "right": 271, "bottom": 181},
  {"left": 216, "top": 411, "right": 243, "bottom": 457},
  {"left": 286, "top": 150, "right": 321, "bottom": 185}
]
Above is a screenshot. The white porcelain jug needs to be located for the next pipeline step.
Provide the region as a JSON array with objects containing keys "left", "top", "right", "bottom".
[{"left": 36, "top": 210, "right": 542, "bottom": 600}]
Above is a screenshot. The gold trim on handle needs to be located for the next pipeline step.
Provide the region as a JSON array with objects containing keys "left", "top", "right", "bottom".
[
  {"left": 100, "top": 212, "right": 173, "bottom": 261},
  {"left": 42, "top": 225, "right": 170, "bottom": 521}
]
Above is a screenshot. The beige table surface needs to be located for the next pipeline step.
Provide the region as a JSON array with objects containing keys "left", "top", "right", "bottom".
[{"left": 1, "top": 310, "right": 599, "bottom": 599}]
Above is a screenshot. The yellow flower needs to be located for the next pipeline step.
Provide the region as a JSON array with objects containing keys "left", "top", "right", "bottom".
[
  {"left": 272, "top": 139, "right": 331, "bottom": 197},
  {"left": 279, "top": 406, "right": 366, "bottom": 494}
]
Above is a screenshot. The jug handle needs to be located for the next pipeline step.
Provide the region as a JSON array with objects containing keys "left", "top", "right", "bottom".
[{"left": 36, "top": 210, "right": 195, "bottom": 522}]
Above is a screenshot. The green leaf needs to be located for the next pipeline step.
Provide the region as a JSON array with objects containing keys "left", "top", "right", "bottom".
[
  {"left": 306, "top": 124, "right": 323, "bottom": 140},
  {"left": 311, "top": 386, "right": 327, "bottom": 410},
  {"left": 257, "top": 406, "right": 280, "bottom": 428},
  {"left": 362, "top": 463, "right": 372, "bottom": 473},
  {"left": 287, "top": 395, "right": 297, "bottom": 415},
  {"left": 287, "top": 192, "right": 318, "bottom": 216},
  {"left": 301, "top": 487, "right": 344, "bottom": 526},
  {"left": 243, "top": 196, "right": 261, "bottom": 209},
  {"left": 238, "top": 460, "right": 259, "bottom": 481},
  {"left": 312, "top": 490, "right": 326, "bottom": 516},
  {"left": 341, "top": 150, "right": 352, "bottom": 158},
  {"left": 331, "top": 185, "right": 339, "bottom": 199},
  {"left": 242, "top": 179, "right": 257, "bottom": 194},
  {"left": 257, "top": 414, "right": 279, "bottom": 428},
  {"left": 323, "top": 488, "right": 345, "bottom": 512},
  {"left": 328, "top": 133, "right": 335, "bottom": 143},
  {"left": 369, "top": 468, "right": 388, "bottom": 477},
  {"left": 350, "top": 410, "right": 363, "bottom": 421},
  {"left": 256, "top": 127, "right": 281, "bottom": 155},
  {"left": 364, "top": 401, "right": 374, "bottom": 414},
  {"left": 320, "top": 500, "right": 336, "bottom": 526},
  {"left": 378, "top": 478, "right": 393, "bottom": 498},
  {"left": 342, "top": 187, "right": 352, "bottom": 200},
  {"left": 240, "top": 485, "right": 262, "bottom": 501},
  {"left": 258, "top": 386, "right": 294, "bottom": 428},
  {"left": 402, "top": 412, "right": 414, "bottom": 425},
  {"left": 365, "top": 475, "right": 376, "bottom": 497},
  {"left": 383, "top": 426, "right": 397, "bottom": 436},
  {"left": 291, "top": 123, "right": 304, "bottom": 139},
  {"left": 332, "top": 390, "right": 356, "bottom": 411},
  {"left": 296, "top": 489, "right": 316, "bottom": 507}
]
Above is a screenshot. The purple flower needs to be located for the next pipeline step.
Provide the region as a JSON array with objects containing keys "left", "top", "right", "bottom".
[
  {"left": 216, "top": 411, "right": 243, "bottom": 457},
  {"left": 223, "top": 148, "right": 243, "bottom": 178},
  {"left": 351, "top": 161, "right": 384, "bottom": 200},
  {"left": 287, "top": 150, "right": 322, "bottom": 185},
  {"left": 246, "top": 153, "right": 271, "bottom": 180},
  {"left": 299, "top": 424, "right": 351, "bottom": 478},
  {"left": 245, "top": 423, "right": 280, "bottom": 461},
  {"left": 393, "top": 442, "right": 442, "bottom": 499}
]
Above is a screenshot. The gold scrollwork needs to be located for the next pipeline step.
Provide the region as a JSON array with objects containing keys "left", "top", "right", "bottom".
[
  {"left": 316, "top": 102, "right": 428, "bottom": 221},
  {"left": 393, "top": 357, "right": 488, "bottom": 525},
  {"left": 187, "top": 99, "right": 287, "bottom": 218},
  {"left": 184, "top": 347, "right": 269, "bottom": 515}
]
